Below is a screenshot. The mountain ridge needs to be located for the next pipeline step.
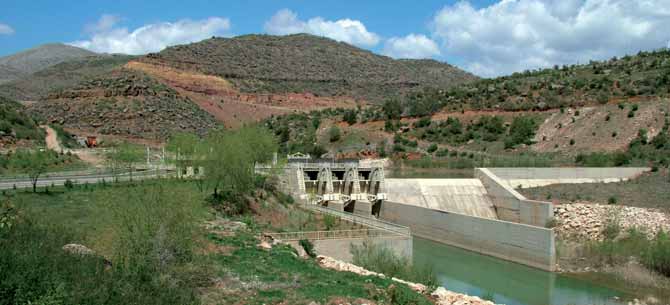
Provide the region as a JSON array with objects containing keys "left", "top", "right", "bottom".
[{"left": 0, "top": 43, "right": 97, "bottom": 84}]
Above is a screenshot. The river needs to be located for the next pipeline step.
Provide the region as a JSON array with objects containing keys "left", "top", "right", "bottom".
[{"left": 413, "top": 238, "right": 627, "bottom": 305}]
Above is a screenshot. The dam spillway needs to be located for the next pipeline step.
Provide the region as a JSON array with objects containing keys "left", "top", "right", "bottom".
[
  {"left": 384, "top": 178, "right": 498, "bottom": 219},
  {"left": 272, "top": 155, "right": 651, "bottom": 271}
]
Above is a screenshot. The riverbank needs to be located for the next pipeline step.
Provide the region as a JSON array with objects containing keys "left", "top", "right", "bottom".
[{"left": 550, "top": 203, "right": 670, "bottom": 304}]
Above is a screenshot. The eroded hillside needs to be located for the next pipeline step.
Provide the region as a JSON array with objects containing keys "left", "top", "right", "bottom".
[
  {"left": 125, "top": 61, "right": 359, "bottom": 128},
  {"left": 28, "top": 69, "right": 218, "bottom": 140}
]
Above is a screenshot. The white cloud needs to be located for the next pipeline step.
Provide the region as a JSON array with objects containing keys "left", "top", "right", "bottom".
[
  {"left": 0, "top": 23, "right": 14, "bottom": 35},
  {"left": 431, "top": 0, "right": 670, "bottom": 77},
  {"left": 70, "top": 16, "right": 231, "bottom": 54},
  {"left": 264, "top": 9, "right": 380, "bottom": 47},
  {"left": 383, "top": 34, "right": 441, "bottom": 59},
  {"left": 84, "top": 14, "right": 121, "bottom": 33}
]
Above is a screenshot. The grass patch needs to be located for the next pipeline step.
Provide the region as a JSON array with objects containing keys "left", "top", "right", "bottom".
[{"left": 211, "top": 231, "right": 432, "bottom": 304}]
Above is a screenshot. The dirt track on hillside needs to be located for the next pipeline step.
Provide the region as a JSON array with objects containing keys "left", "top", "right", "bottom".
[{"left": 42, "top": 125, "right": 61, "bottom": 152}]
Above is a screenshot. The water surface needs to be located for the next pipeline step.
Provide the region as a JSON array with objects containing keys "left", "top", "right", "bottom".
[{"left": 413, "top": 238, "right": 627, "bottom": 305}]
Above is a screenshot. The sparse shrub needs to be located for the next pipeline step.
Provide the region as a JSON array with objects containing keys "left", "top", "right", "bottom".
[
  {"left": 602, "top": 218, "right": 621, "bottom": 240},
  {"left": 628, "top": 110, "right": 635, "bottom": 118},
  {"left": 545, "top": 217, "right": 558, "bottom": 228},
  {"left": 323, "top": 214, "right": 337, "bottom": 231}
]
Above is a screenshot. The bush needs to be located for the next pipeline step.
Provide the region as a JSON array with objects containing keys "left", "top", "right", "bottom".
[
  {"left": 0, "top": 187, "right": 203, "bottom": 305},
  {"left": 435, "top": 148, "right": 449, "bottom": 157},
  {"left": 426, "top": 143, "right": 438, "bottom": 153},
  {"left": 642, "top": 231, "right": 670, "bottom": 276},
  {"left": 64, "top": 179, "right": 75, "bottom": 190},
  {"left": 299, "top": 239, "right": 316, "bottom": 258},
  {"left": 351, "top": 241, "right": 436, "bottom": 287},
  {"left": 328, "top": 126, "right": 341, "bottom": 142},
  {"left": 602, "top": 219, "right": 621, "bottom": 240},
  {"left": 343, "top": 110, "right": 357, "bottom": 125},
  {"left": 607, "top": 196, "right": 618, "bottom": 205},
  {"left": 505, "top": 116, "right": 538, "bottom": 148}
]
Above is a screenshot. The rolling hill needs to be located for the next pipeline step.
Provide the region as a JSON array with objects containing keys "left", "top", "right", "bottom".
[
  {"left": 138, "top": 34, "right": 478, "bottom": 102},
  {"left": 0, "top": 54, "right": 135, "bottom": 101},
  {"left": 0, "top": 43, "right": 97, "bottom": 85}
]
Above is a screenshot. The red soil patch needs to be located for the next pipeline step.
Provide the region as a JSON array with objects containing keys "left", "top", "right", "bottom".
[{"left": 126, "top": 61, "right": 362, "bottom": 128}]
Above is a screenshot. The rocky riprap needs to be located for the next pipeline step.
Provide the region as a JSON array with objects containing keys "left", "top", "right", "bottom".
[
  {"left": 316, "top": 255, "right": 497, "bottom": 305},
  {"left": 29, "top": 69, "right": 219, "bottom": 139},
  {"left": 553, "top": 203, "right": 670, "bottom": 241}
]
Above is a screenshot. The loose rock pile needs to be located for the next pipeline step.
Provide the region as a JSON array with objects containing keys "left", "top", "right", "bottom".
[
  {"left": 316, "top": 255, "right": 496, "bottom": 305},
  {"left": 554, "top": 203, "right": 670, "bottom": 240}
]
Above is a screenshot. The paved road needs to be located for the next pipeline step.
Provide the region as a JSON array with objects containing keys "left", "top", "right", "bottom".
[{"left": 0, "top": 169, "right": 172, "bottom": 190}]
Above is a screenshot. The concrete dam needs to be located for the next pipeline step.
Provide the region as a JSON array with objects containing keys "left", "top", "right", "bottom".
[{"left": 276, "top": 155, "right": 649, "bottom": 271}]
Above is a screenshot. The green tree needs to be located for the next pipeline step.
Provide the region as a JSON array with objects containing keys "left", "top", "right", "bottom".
[
  {"left": 10, "top": 149, "right": 51, "bottom": 193},
  {"left": 202, "top": 126, "right": 277, "bottom": 201},
  {"left": 382, "top": 98, "right": 403, "bottom": 120}
]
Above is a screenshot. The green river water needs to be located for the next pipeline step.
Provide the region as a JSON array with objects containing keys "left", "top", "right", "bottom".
[{"left": 413, "top": 238, "right": 627, "bottom": 305}]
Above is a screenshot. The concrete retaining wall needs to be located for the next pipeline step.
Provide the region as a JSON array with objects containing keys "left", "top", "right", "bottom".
[
  {"left": 291, "top": 237, "right": 413, "bottom": 263},
  {"left": 486, "top": 167, "right": 650, "bottom": 188},
  {"left": 476, "top": 168, "right": 553, "bottom": 227},
  {"left": 379, "top": 201, "right": 556, "bottom": 271}
]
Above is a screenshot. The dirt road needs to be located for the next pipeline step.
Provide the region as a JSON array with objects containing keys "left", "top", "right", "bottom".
[{"left": 42, "top": 125, "right": 62, "bottom": 152}]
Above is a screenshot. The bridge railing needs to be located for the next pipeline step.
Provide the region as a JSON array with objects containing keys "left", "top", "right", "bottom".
[
  {"left": 265, "top": 228, "right": 405, "bottom": 241},
  {"left": 301, "top": 203, "right": 411, "bottom": 237}
]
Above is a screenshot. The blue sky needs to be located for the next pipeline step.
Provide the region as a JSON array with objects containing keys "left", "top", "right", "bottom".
[{"left": 1, "top": 0, "right": 669, "bottom": 77}]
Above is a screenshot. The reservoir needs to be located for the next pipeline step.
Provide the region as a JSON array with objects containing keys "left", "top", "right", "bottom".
[{"left": 413, "top": 237, "right": 626, "bottom": 305}]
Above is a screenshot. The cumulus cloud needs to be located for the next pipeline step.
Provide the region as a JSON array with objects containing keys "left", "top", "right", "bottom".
[
  {"left": 70, "top": 15, "right": 231, "bottom": 54},
  {"left": 0, "top": 23, "right": 14, "bottom": 35},
  {"left": 431, "top": 0, "right": 670, "bottom": 77},
  {"left": 264, "top": 9, "right": 380, "bottom": 47},
  {"left": 383, "top": 34, "right": 441, "bottom": 59}
]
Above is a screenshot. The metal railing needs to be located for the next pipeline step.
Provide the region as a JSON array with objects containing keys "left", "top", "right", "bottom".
[
  {"left": 301, "top": 203, "right": 411, "bottom": 237},
  {"left": 266, "top": 228, "right": 405, "bottom": 241}
]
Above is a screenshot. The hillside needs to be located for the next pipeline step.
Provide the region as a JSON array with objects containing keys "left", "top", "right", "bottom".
[
  {"left": 0, "top": 96, "right": 43, "bottom": 149},
  {"left": 0, "top": 43, "right": 97, "bottom": 84},
  {"left": 28, "top": 69, "right": 219, "bottom": 140},
  {"left": 138, "top": 34, "right": 477, "bottom": 103},
  {"left": 0, "top": 55, "right": 135, "bottom": 101},
  {"left": 398, "top": 49, "right": 670, "bottom": 116}
]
